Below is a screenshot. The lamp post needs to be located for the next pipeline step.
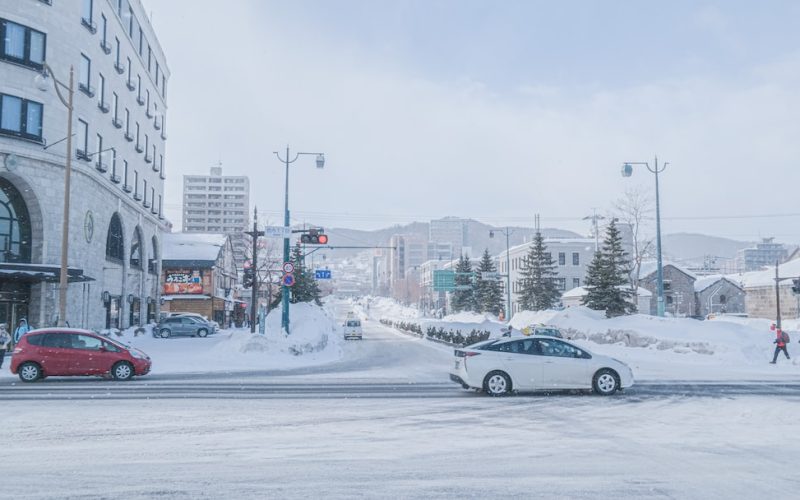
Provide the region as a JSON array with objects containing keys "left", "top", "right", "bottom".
[
  {"left": 274, "top": 147, "right": 325, "bottom": 334},
  {"left": 489, "top": 228, "right": 513, "bottom": 322},
  {"left": 621, "top": 156, "right": 668, "bottom": 317},
  {"left": 36, "top": 63, "right": 74, "bottom": 327}
]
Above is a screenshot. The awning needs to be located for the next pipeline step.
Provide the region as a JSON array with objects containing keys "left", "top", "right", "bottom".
[
  {"left": 162, "top": 294, "right": 211, "bottom": 301},
  {"left": 0, "top": 263, "right": 94, "bottom": 283}
]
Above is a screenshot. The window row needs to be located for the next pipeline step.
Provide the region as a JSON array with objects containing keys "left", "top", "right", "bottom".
[
  {"left": 79, "top": 53, "right": 166, "bottom": 137},
  {"left": 0, "top": 93, "right": 43, "bottom": 142},
  {"left": 75, "top": 117, "right": 164, "bottom": 178},
  {"left": 0, "top": 18, "right": 46, "bottom": 69},
  {"left": 83, "top": 0, "right": 167, "bottom": 99},
  {"left": 106, "top": 213, "right": 160, "bottom": 274},
  {"left": 506, "top": 252, "right": 582, "bottom": 272},
  {"left": 510, "top": 277, "right": 577, "bottom": 294}
]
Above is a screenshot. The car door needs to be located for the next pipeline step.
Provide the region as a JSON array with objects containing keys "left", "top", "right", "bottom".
[
  {"left": 68, "top": 334, "right": 112, "bottom": 375},
  {"left": 39, "top": 332, "right": 74, "bottom": 375},
  {"left": 496, "top": 339, "right": 542, "bottom": 391},
  {"left": 536, "top": 338, "right": 593, "bottom": 389},
  {"left": 182, "top": 317, "right": 199, "bottom": 336}
]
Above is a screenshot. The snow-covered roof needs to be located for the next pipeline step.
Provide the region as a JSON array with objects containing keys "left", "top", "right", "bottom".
[
  {"left": 162, "top": 233, "right": 227, "bottom": 262},
  {"left": 562, "top": 286, "right": 651, "bottom": 298},
  {"left": 694, "top": 275, "right": 744, "bottom": 293},
  {"left": 639, "top": 261, "right": 697, "bottom": 281},
  {"left": 738, "top": 256, "right": 800, "bottom": 288},
  {"left": 497, "top": 238, "right": 595, "bottom": 260}
]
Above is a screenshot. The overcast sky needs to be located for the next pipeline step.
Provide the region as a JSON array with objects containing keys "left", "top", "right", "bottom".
[{"left": 143, "top": 0, "right": 800, "bottom": 243}]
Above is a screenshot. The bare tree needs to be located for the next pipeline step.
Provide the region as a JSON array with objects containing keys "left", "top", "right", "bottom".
[{"left": 612, "top": 187, "right": 655, "bottom": 292}]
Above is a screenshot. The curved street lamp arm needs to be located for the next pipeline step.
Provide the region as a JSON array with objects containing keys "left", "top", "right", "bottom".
[{"left": 41, "top": 63, "right": 71, "bottom": 109}]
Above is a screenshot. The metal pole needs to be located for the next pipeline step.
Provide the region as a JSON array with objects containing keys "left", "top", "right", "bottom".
[
  {"left": 505, "top": 227, "right": 512, "bottom": 322},
  {"left": 281, "top": 146, "right": 291, "bottom": 334},
  {"left": 250, "top": 208, "right": 258, "bottom": 333},
  {"left": 58, "top": 66, "right": 74, "bottom": 327},
  {"left": 654, "top": 156, "right": 665, "bottom": 317},
  {"left": 775, "top": 261, "right": 782, "bottom": 330}
]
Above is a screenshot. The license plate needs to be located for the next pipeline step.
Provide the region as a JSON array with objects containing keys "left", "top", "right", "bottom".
[{"left": 454, "top": 360, "right": 460, "bottom": 369}]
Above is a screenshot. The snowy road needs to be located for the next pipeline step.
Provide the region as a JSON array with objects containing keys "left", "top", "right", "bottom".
[{"left": 3, "top": 316, "right": 800, "bottom": 499}]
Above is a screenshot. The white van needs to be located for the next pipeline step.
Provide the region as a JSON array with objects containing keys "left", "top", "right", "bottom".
[{"left": 343, "top": 318, "right": 363, "bottom": 340}]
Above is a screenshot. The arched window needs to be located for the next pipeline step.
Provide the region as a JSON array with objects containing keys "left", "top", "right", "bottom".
[
  {"left": 0, "top": 177, "right": 32, "bottom": 263},
  {"left": 130, "top": 226, "right": 143, "bottom": 269},
  {"left": 719, "top": 294, "right": 727, "bottom": 304},
  {"left": 148, "top": 235, "right": 158, "bottom": 274},
  {"left": 106, "top": 213, "right": 124, "bottom": 261}
]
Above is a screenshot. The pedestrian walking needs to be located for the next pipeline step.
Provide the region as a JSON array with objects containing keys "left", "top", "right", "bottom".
[
  {"left": 0, "top": 323, "right": 10, "bottom": 369},
  {"left": 771, "top": 327, "right": 791, "bottom": 364},
  {"left": 13, "top": 318, "right": 30, "bottom": 344}
]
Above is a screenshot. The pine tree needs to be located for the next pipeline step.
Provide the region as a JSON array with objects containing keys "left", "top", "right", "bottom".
[
  {"left": 450, "top": 254, "right": 476, "bottom": 313},
  {"left": 289, "top": 245, "right": 322, "bottom": 305},
  {"left": 582, "top": 219, "right": 635, "bottom": 317},
  {"left": 516, "top": 232, "right": 561, "bottom": 311},
  {"left": 474, "top": 249, "right": 504, "bottom": 316}
]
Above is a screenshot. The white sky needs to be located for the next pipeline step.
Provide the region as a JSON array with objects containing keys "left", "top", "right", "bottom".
[{"left": 143, "top": 0, "right": 800, "bottom": 243}]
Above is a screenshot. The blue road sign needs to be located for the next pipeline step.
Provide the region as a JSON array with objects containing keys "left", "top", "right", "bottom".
[
  {"left": 282, "top": 273, "right": 295, "bottom": 287},
  {"left": 315, "top": 269, "right": 332, "bottom": 280}
]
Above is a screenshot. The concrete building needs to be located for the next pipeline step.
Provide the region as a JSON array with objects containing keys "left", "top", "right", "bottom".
[
  {"left": 387, "top": 234, "right": 427, "bottom": 302},
  {"left": 740, "top": 257, "right": 800, "bottom": 320},
  {"left": 160, "top": 233, "right": 243, "bottom": 327},
  {"left": 497, "top": 238, "right": 596, "bottom": 315},
  {"left": 694, "top": 276, "right": 745, "bottom": 318},
  {"left": 429, "top": 217, "right": 468, "bottom": 257},
  {"left": 0, "top": 0, "right": 168, "bottom": 329},
  {"left": 639, "top": 263, "right": 697, "bottom": 317},
  {"left": 183, "top": 165, "right": 250, "bottom": 262},
  {"left": 736, "top": 238, "right": 788, "bottom": 272}
]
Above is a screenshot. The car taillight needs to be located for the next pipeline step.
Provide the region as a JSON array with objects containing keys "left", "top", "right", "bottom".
[{"left": 455, "top": 350, "right": 480, "bottom": 358}]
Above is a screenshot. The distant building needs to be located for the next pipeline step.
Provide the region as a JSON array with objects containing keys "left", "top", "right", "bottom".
[
  {"left": 739, "top": 257, "right": 800, "bottom": 320},
  {"left": 387, "top": 234, "right": 428, "bottom": 303},
  {"left": 430, "top": 217, "right": 469, "bottom": 257},
  {"left": 183, "top": 165, "right": 250, "bottom": 262},
  {"left": 639, "top": 262, "right": 697, "bottom": 317},
  {"left": 736, "top": 238, "right": 788, "bottom": 272},
  {"left": 497, "top": 238, "right": 596, "bottom": 315},
  {"left": 694, "top": 276, "right": 745, "bottom": 317}
]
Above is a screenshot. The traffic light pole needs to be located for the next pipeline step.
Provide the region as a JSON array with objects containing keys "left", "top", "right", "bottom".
[{"left": 772, "top": 261, "right": 800, "bottom": 330}]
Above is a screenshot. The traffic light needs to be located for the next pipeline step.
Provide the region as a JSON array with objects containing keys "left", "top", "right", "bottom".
[
  {"left": 243, "top": 264, "right": 254, "bottom": 289},
  {"left": 300, "top": 228, "right": 328, "bottom": 245},
  {"left": 792, "top": 279, "right": 800, "bottom": 295}
]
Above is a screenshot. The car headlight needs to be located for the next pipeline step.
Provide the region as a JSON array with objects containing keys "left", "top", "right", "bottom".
[{"left": 129, "top": 349, "right": 148, "bottom": 360}]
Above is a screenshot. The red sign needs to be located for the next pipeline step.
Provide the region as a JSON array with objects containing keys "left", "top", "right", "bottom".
[{"left": 163, "top": 270, "right": 204, "bottom": 295}]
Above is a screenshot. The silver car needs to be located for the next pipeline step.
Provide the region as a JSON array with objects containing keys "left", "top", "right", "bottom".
[{"left": 155, "top": 316, "right": 216, "bottom": 338}]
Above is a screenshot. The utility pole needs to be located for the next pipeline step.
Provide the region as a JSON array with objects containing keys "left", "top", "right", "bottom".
[
  {"left": 775, "top": 261, "right": 782, "bottom": 330},
  {"left": 245, "top": 207, "right": 264, "bottom": 333},
  {"left": 583, "top": 210, "right": 605, "bottom": 252}
]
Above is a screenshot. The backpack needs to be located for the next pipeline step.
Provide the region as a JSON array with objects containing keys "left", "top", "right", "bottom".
[{"left": 781, "top": 331, "right": 790, "bottom": 343}]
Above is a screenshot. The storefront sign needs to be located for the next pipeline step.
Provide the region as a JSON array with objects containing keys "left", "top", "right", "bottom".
[{"left": 163, "top": 269, "right": 204, "bottom": 295}]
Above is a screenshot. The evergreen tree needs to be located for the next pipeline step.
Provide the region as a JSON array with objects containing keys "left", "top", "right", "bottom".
[
  {"left": 474, "top": 249, "right": 504, "bottom": 316},
  {"left": 516, "top": 232, "right": 561, "bottom": 311},
  {"left": 450, "top": 254, "right": 476, "bottom": 312},
  {"left": 582, "top": 219, "right": 635, "bottom": 317},
  {"left": 289, "top": 245, "right": 322, "bottom": 305}
]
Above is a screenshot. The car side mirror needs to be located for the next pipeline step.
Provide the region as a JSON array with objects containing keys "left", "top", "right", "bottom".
[{"left": 99, "top": 346, "right": 108, "bottom": 353}]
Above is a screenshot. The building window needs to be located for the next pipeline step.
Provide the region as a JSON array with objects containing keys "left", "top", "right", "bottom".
[
  {"left": 544, "top": 252, "right": 551, "bottom": 263},
  {"left": 0, "top": 93, "right": 43, "bottom": 141},
  {"left": 76, "top": 119, "right": 89, "bottom": 159},
  {"left": 572, "top": 252, "right": 579, "bottom": 266},
  {"left": 135, "top": 122, "right": 141, "bottom": 151},
  {"left": 79, "top": 54, "right": 93, "bottom": 96},
  {"left": 149, "top": 236, "right": 158, "bottom": 273},
  {"left": 106, "top": 213, "right": 124, "bottom": 261},
  {"left": 142, "top": 179, "right": 149, "bottom": 207},
  {"left": 719, "top": 294, "right": 727, "bottom": 304},
  {"left": 94, "top": 133, "right": 103, "bottom": 168},
  {"left": 147, "top": 45, "right": 152, "bottom": 72},
  {"left": 0, "top": 19, "right": 46, "bottom": 69},
  {"left": 122, "top": 160, "right": 130, "bottom": 190},
  {"left": 112, "top": 92, "right": 119, "bottom": 122},
  {"left": 81, "top": 0, "right": 96, "bottom": 32},
  {"left": 663, "top": 280, "right": 672, "bottom": 291},
  {"left": 573, "top": 278, "right": 580, "bottom": 289},
  {"left": 100, "top": 14, "right": 108, "bottom": 48},
  {"left": 558, "top": 252, "right": 566, "bottom": 266},
  {"left": 130, "top": 226, "right": 142, "bottom": 269},
  {"left": 133, "top": 170, "right": 140, "bottom": 199},
  {"left": 124, "top": 108, "right": 130, "bottom": 136},
  {"left": 114, "top": 37, "right": 122, "bottom": 71},
  {"left": 0, "top": 177, "right": 33, "bottom": 263},
  {"left": 553, "top": 278, "right": 566, "bottom": 291},
  {"left": 126, "top": 57, "right": 133, "bottom": 88}
]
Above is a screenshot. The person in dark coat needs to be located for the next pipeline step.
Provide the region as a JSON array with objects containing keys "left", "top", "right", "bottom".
[{"left": 771, "top": 328, "right": 790, "bottom": 364}]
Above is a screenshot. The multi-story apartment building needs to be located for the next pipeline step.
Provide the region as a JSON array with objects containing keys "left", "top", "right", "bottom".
[
  {"left": 430, "top": 217, "right": 469, "bottom": 257},
  {"left": 183, "top": 165, "right": 250, "bottom": 261},
  {"left": 735, "top": 237, "right": 788, "bottom": 272},
  {"left": 498, "top": 238, "right": 596, "bottom": 315},
  {"left": 0, "top": 0, "right": 169, "bottom": 330}
]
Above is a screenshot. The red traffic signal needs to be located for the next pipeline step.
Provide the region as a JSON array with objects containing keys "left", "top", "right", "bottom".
[
  {"left": 317, "top": 234, "right": 328, "bottom": 244},
  {"left": 300, "top": 229, "right": 328, "bottom": 245}
]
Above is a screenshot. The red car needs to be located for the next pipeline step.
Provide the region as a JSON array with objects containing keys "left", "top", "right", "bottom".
[{"left": 10, "top": 328, "right": 151, "bottom": 382}]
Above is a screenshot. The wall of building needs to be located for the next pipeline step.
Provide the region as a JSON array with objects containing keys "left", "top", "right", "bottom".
[
  {"left": 695, "top": 281, "right": 745, "bottom": 317},
  {"left": 745, "top": 285, "right": 799, "bottom": 320},
  {"left": 640, "top": 266, "right": 696, "bottom": 317}
]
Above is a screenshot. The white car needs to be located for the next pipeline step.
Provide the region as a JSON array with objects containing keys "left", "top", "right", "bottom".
[
  {"left": 450, "top": 336, "right": 634, "bottom": 396},
  {"left": 343, "top": 319, "right": 363, "bottom": 340}
]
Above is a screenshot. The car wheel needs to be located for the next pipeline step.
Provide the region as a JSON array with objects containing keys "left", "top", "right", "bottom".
[
  {"left": 18, "top": 362, "right": 42, "bottom": 383},
  {"left": 197, "top": 328, "right": 208, "bottom": 338},
  {"left": 159, "top": 328, "right": 171, "bottom": 339},
  {"left": 593, "top": 369, "right": 620, "bottom": 396},
  {"left": 112, "top": 361, "right": 134, "bottom": 381},
  {"left": 483, "top": 371, "right": 512, "bottom": 397}
]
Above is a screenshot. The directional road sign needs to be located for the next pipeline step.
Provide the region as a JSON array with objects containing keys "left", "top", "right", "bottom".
[
  {"left": 282, "top": 273, "right": 295, "bottom": 287},
  {"left": 265, "top": 226, "right": 292, "bottom": 239},
  {"left": 282, "top": 262, "right": 295, "bottom": 274},
  {"left": 481, "top": 272, "right": 500, "bottom": 280},
  {"left": 315, "top": 269, "right": 332, "bottom": 280},
  {"left": 432, "top": 270, "right": 456, "bottom": 291}
]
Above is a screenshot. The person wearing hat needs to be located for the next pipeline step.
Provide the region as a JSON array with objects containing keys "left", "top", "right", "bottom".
[
  {"left": 771, "top": 327, "right": 791, "bottom": 364},
  {"left": 0, "top": 323, "right": 11, "bottom": 369}
]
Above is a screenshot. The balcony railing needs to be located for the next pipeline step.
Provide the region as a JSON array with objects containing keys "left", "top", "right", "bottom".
[
  {"left": 78, "top": 83, "right": 95, "bottom": 98},
  {"left": 122, "top": 184, "right": 132, "bottom": 193},
  {"left": 135, "top": 143, "right": 144, "bottom": 153},
  {"left": 114, "top": 62, "right": 125, "bottom": 75},
  {"left": 100, "top": 40, "right": 112, "bottom": 55},
  {"left": 95, "top": 161, "right": 108, "bottom": 173},
  {"left": 124, "top": 132, "right": 134, "bottom": 142},
  {"left": 98, "top": 101, "right": 110, "bottom": 113},
  {"left": 81, "top": 18, "right": 97, "bottom": 34},
  {"left": 133, "top": 192, "right": 142, "bottom": 201},
  {"left": 110, "top": 173, "right": 121, "bottom": 183}
]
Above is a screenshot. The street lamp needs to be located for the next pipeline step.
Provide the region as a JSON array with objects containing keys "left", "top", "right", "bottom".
[
  {"left": 489, "top": 228, "right": 513, "bottom": 322},
  {"left": 621, "top": 156, "right": 668, "bottom": 317},
  {"left": 37, "top": 63, "right": 75, "bottom": 327},
  {"left": 274, "top": 147, "right": 326, "bottom": 334}
]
